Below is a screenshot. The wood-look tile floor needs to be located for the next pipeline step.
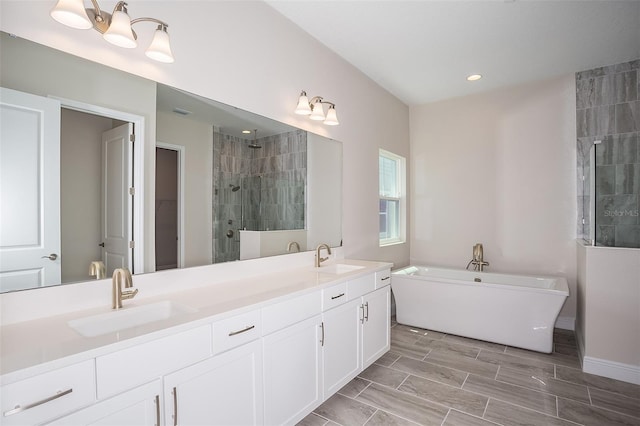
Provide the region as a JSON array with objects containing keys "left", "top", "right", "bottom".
[{"left": 298, "top": 320, "right": 640, "bottom": 426}]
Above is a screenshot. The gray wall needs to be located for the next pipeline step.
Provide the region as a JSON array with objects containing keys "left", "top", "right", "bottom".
[{"left": 576, "top": 59, "right": 639, "bottom": 248}]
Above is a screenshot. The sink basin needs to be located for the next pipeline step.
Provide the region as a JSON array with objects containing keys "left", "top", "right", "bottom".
[
  {"left": 317, "top": 264, "right": 365, "bottom": 275},
  {"left": 68, "top": 301, "right": 197, "bottom": 337}
]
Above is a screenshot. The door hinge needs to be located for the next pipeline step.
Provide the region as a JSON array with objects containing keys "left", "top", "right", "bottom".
[
  {"left": 129, "top": 187, "right": 135, "bottom": 196},
  {"left": 130, "top": 134, "right": 135, "bottom": 143},
  {"left": 129, "top": 241, "right": 135, "bottom": 248}
]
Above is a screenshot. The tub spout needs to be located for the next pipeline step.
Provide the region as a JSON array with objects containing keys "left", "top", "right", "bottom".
[{"left": 466, "top": 243, "right": 489, "bottom": 271}]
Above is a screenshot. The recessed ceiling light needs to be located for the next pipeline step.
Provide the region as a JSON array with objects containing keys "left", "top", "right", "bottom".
[
  {"left": 467, "top": 74, "right": 482, "bottom": 81},
  {"left": 242, "top": 130, "right": 252, "bottom": 134}
]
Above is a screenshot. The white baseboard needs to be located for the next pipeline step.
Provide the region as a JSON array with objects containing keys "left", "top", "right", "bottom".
[
  {"left": 583, "top": 356, "right": 640, "bottom": 385},
  {"left": 555, "top": 316, "right": 575, "bottom": 331}
]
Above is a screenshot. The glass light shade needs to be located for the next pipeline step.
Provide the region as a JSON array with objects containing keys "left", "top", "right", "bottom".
[
  {"left": 146, "top": 27, "right": 174, "bottom": 63},
  {"left": 295, "top": 93, "right": 312, "bottom": 115},
  {"left": 324, "top": 106, "right": 339, "bottom": 125},
  {"left": 309, "top": 101, "right": 325, "bottom": 121},
  {"left": 103, "top": 10, "right": 137, "bottom": 48},
  {"left": 50, "top": 0, "right": 92, "bottom": 29}
]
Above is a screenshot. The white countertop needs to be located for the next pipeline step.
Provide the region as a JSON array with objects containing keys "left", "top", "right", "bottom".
[{"left": 0, "top": 259, "right": 392, "bottom": 384}]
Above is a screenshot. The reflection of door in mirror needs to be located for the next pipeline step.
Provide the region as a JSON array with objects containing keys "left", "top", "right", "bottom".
[
  {"left": 59, "top": 109, "right": 133, "bottom": 283},
  {"left": 0, "top": 88, "right": 61, "bottom": 292},
  {"left": 101, "top": 123, "right": 134, "bottom": 276}
]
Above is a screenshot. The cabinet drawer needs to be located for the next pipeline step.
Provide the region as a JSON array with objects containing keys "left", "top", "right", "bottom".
[
  {"left": 213, "top": 310, "right": 261, "bottom": 354},
  {"left": 376, "top": 269, "right": 391, "bottom": 289},
  {"left": 262, "top": 291, "right": 321, "bottom": 335},
  {"left": 347, "top": 274, "right": 375, "bottom": 300},
  {"left": 322, "top": 282, "right": 348, "bottom": 311},
  {"left": 96, "top": 325, "right": 212, "bottom": 399},
  {"left": 1, "top": 360, "right": 95, "bottom": 426}
]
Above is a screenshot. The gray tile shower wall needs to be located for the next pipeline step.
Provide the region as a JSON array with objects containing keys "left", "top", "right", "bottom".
[
  {"left": 212, "top": 130, "right": 307, "bottom": 262},
  {"left": 576, "top": 59, "right": 640, "bottom": 248}
]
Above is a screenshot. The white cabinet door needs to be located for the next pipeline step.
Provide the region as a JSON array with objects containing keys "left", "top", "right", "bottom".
[
  {"left": 263, "top": 315, "right": 322, "bottom": 426},
  {"left": 45, "top": 380, "right": 161, "bottom": 426},
  {"left": 164, "top": 340, "right": 263, "bottom": 426},
  {"left": 322, "top": 299, "right": 361, "bottom": 399},
  {"left": 362, "top": 286, "right": 391, "bottom": 369}
]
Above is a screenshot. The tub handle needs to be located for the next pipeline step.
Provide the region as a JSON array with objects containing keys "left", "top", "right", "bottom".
[{"left": 364, "top": 302, "right": 369, "bottom": 322}]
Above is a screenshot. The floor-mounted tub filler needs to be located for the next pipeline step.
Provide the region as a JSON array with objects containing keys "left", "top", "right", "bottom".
[{"left": 391, "top": 266, "right": 569, "bottom": 353}]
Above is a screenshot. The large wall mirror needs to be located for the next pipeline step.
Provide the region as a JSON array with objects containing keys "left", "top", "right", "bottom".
[{"left": 0, "top": 32, "right": 342, "bottom": 293}]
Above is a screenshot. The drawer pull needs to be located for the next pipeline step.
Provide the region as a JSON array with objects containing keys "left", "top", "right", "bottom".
[
  {"left": 320, "top": 322, "right": 325, "bottom": 346},
  {"left": 364, "top": 301, "right": 369, "bottom": 321},
  {"left": 3, "top": 388, "right": 73, "bottom": 417},
  {"left": 228, "top": 325, "right": 255, "bottom": 336},
  {"left": 330, "top": 293, "right": 345, "bottom": 300},
  {"left": 381, "top": 276, "right": 390, "bottom": 281}
]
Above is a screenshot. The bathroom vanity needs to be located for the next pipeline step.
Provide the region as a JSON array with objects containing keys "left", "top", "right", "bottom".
[{"left": 0, "top": 258, "right": 392, "bottom": 425}]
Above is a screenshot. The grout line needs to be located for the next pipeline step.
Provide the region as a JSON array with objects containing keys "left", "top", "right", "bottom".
[
  {"left": 587, "top": 386, "right": 593, "bottom": 406},
  {"left": 361, "top": 408, "right": 378, "bottom": 426},
  {"left": 461, "top": 373, "right": 470, "bottom": 389},
  {"left": 396, "top": 374, "right": 411, "bottom": 390},
  {"left": 440, "top": 408, "right": 451, "bottom": 426},
  {"left": 556, "top": 395, "right": 559, "bottom": 418},
  {"left": 482, "top": 398, "right": 490, "bottom": 418},
  {"left": 494, "top": 365, "right": 500, "bottom": 380}
]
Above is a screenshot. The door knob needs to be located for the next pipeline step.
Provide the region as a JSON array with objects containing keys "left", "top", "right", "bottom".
[
  {"left": 41, "top": 253, "right": 58, "bottom": 261},
  {"left": 98, "top": 242, "right": 105, "bottom": 247}
]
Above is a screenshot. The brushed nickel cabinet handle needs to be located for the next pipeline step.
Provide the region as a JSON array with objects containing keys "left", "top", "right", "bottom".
[
  {"left": 154, "top": 394, "right": 160, "bottom": 426},
  {"left": 320, "top": 322, "right": 325, "bottom": 346},
  {"left": 330, "top": 293, "right": 345, "bottom": 300},
  {"left": 228, "top": 325, "right": 255, "bottom": 336},
  {"left": 381, "top": 276, "right": 390, "bottom": 281},
  {"left": 172, "top": 387, "right": 178, "bottom": 426},
  {"left": 364, "top": 302, "right": 369, "bottom": 322},
  {"left": 3, "top": 388, "right": 72, "bottom": 417},
  {"left": 360, "top": 304, "right": 365, "bottom": 324}
]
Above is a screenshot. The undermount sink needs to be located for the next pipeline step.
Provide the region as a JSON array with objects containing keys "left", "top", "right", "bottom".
[
  {"left": 68, "top": 301, "right": 197, "bottom": 337},
  {"left": 317, "top": 264, "right": 365, "bottom": 275}
]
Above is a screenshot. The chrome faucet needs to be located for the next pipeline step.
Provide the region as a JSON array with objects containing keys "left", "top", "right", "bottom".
[
  {"left": 112, "top": 268, "right": 138, "bottom": 309},
  {"left": 466, "top": 243, "right": 489, "bottom": 272},
  {"left": 315, "top": 243, "right": 332, "bottom": 267},
  {"left": 287, "top": 241, "right": 301, "bottom": 253}
]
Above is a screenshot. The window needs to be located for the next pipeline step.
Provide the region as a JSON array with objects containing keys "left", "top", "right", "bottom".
[{"left": 379, "top": 149, "right": 406, "bottom": 246}]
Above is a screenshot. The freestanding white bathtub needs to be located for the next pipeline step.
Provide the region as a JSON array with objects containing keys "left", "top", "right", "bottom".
[{"left": 391, "top": 266, "right": 569, "bottom": 353}]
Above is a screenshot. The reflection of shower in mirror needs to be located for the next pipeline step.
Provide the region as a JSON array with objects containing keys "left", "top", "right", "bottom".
[{"left": 248, "top": 129, "right": 262, "bottom": 149}]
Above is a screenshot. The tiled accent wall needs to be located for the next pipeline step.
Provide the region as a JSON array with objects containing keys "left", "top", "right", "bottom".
[
  {"left": 576, "top": 59, "right": 640, "bottom": 248},
  {"left": 212, "top": 130, "right": 307, "bottom": 262}
]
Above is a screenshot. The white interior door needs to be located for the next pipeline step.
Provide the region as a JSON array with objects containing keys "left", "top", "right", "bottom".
[
  {"left": 101, "top": 123, "right": 133, "bottom": 276},
  {"left": 0, "top": 87, "right": 61, "bottom": 292}
]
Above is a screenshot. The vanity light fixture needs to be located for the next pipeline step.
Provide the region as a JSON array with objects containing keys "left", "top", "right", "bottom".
[
  {"left": 295, "top": 90, "right": 339, "bottom": 126},
  {"left": 50, "top": 0, "right": 175, "bottom": 63},
  {"left": 467, "top": 74, "right": 482, "bottom": 81}
]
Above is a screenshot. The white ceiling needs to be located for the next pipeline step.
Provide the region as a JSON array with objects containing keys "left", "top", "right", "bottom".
[{"left": 267, "top": 1, "right": 640, "bottom": 106}]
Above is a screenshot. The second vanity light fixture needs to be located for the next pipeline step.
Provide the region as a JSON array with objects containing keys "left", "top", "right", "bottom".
[
  {"left": 50, "top": 0, "right": 174, "bottom": 63},
  {"left": 295, "top": 90, "right": 339, "bottom": 126}
]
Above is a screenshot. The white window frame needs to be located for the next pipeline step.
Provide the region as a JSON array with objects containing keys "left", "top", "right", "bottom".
[{"left": 379, "top": 149, "right": 406, "bottom": 246}]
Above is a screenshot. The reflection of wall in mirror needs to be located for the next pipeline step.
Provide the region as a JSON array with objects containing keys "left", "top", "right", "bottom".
[
  {"left": 307, "top": 134, "right": 342, "bottom": 249},
  {"left": 156, "top": 110, "right": 213, "bottom": 268}
]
